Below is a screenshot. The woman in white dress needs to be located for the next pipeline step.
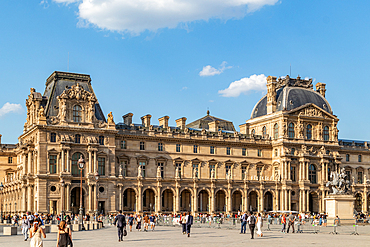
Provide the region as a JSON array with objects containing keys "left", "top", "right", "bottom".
[
  {"left": 30, "top": 219, "right": 46, "bottom": 247},
  {"left": 256, "top": 213, "right": 263, "bottom": 237}
]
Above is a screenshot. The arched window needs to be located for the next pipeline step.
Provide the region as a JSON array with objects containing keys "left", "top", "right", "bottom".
[
  {"left": 251, "top": 129, "right": 255, "bottom": 135},
  {"left": 306, "top": 124, "right": 312, "bottom": 140},
  {"left": 73, "top": 105, "right": 82, "bottom": 122},
  {"left": 323, "top": 126, "right": 329, "bottom": 141},
  {"left": 262, "top": 126, "right": 266, "bottom": 136},
  {"left": 99, "top": 136, "right": 104, "bottom": 145},
  {"left": 274, "top": 123, "right": 279, "bottom": 139},
  {"left": 50, "top": 133, "right": 56, "bottom": 142},
  {"left": 75, "top": 134, "right": 81, "bottom": 144},
  {"left": 288, "top": 123, "right": 295, "bottom": 138},
  {"left": 72, "top": 152, "right": 84, "bottom": 176},
  {"left": 308, "top": 164, "right": 316, "bottom": 184}
]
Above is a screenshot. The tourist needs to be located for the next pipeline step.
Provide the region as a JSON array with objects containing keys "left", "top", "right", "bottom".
[
  {"left": 29, "top": 219, "right": 46, "bottom": 247},
  {"left": 323, "top": 213, "right": 327, "bottom": 227},
  {"left": 247, "top": 212, "right": 256, "bottom": 239},
  {"left": 128, "top": 214, "right": 134, "bottom": 232},
  {"left": 149, "top": 214, "right": 156, "bottom": 231},
  {"left": 143, "top": 214, "right": 149, "bottom": 232},
  {"left": 185, "top": 211, "right": 193, "bottom": 237},
  {"left": 114, "top": 210, "right": 126, "bottom": 242},
  {"left": 136, "top": 215, "right": 142, "bottom": 231},
  {"left": 240, "top": 212, "right": 247, "bottom": 234},
  {"left": 21, "top": 215, "right": 30, "bottom": 241},
  {"left": 181, "top": 212, "right": 187, "bottom": 234},
  {"left": 281, "top": 213, "right": 286, "bottom": 233},
  {"left": 286, "top": 212, "right": 295, "bottom": 233},
  {"left": 256, "top": 213, "right": 263, "bottom": 237},
  {"left": 56, "top": 220, "right": 72, "bottom": 247}
]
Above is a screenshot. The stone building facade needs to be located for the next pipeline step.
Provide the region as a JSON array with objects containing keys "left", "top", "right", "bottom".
[{"left": 0, "top": 71, "right": 369, "bottom": 215}]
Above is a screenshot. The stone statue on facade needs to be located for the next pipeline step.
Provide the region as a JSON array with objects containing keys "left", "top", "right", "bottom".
[
  {"left": 211, "top": 169, "right": 215, "bottom": 179},
  {"left": 38, "top": 106, "right": 45, "bottom": 118},
  {"left": 175, "top": 167, "right": 179, "bottom": 179},
  {"left": 157, "top": 166, "right": 161, "bottom": 178},
  {"left": 138, "top": 166, "right": 142, "bottom": 178},
  {"left": 326, "top": 168, "right": 351, "bottom": 194},
  {"left": 107, "top": 111, "right": 114, "bottom": 124}
]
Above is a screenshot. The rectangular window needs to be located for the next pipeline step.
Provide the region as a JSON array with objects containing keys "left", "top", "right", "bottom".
[
  {"left": 291, "top": 166, "right": 296, "bottom": 181},
  {"left": 140, "top": 142, "right": 145, "bottom": 150},
  {"left": 358, "top": 171, "right": 363, "bottom": 184},
  {"left": 49, "top": 155, "right": 57, "bottom": 174},
  {"left": 75, "top": 134, "right": 80, "bottom": 144},
  {"left": 158, "top": 143, "right": 163, "bottom": 151},
  {"left": 257, "top": 149, "right": 262, "bottom": 157},
  {"left": 176, "top": 163, "right": 182, "bottom": 178},
  {"left": 209, "top": 164, "right": 215, "bottom": 178},
  {"left": 346, "top": 154, "right": 350, "bottom": 162},
  {"left": 242, "top": 166, "right": 247, "bottom": 180},
  {"left": 99, "top": 136, "right": 104, "bottom": 145},
  {"left": 242, "top": 148, "right": 246, "bottom": 156},
  {"left": 358, "top": 155, "right": 362, "bottom": 162},
  {"left": 226, "top": 147, "right": 231, "bottom": 155},
  {"left": 345, "top": 170, "right": 351, "bottom": 180},
  {"left": 193, "top": 164, "right": 199, "bottom": 178},
  {"left": 176, "top": 144, "right": 181, "bottom": 152},
  {"left": 158, "top": 162, "right": 164, "bottom": 178},
  {"left": 193, "top": 145, "right": 198, "bottom": 153},
  {"left": 210, "top": 146, "right": 215, "bottom": 154},
  {"left": 139, "top": 161, "right": 146, "bottom": 177},
  {"left": 8, "top": 157, "right": 13, "bottom": 164},
  {"left": 98, "top": 157, "right": 105, "bottom": 175},
  {"left": 121, "top": 140, "right": 127, "bottom": 149},
  {"left": 50, "top": 133, "right": 56, "bottom": 143}
]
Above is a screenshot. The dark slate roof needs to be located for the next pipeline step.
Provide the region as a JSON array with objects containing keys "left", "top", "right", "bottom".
[
  {"left": 251, "top": 86, "right": 332, "bottom": 119},
  {"left": 186, "top": 112, "right": 236, "bottom": 131},
  {"left": 43, "top": 71, "right": 105, "bottom": 121}
]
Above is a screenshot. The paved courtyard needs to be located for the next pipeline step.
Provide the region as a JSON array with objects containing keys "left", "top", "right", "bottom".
[{"left": 0, "top": 225, "right": 370, "bottom": 247}]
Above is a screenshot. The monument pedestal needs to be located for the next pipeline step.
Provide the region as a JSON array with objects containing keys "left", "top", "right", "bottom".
[{"left": 325, "top": 194, "right": 355, "bottom": 225}]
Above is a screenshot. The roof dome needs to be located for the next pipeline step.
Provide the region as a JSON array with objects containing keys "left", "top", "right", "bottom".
[{"left": 251, "top": 77, "right": 332, "bottom": 119}]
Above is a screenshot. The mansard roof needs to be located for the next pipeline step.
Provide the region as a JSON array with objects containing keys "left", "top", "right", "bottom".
[{"left": 43, "top": 71, "right": 105, "bottom": 121}]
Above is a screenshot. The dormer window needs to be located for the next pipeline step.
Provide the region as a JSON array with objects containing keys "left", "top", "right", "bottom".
[{"left": 73, "top": 105, "right": 82, "bottom": 122}]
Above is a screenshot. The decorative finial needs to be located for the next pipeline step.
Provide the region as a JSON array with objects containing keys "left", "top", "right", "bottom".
[{"left": 207, "top": 109, "right": 210, "bottom": 115}]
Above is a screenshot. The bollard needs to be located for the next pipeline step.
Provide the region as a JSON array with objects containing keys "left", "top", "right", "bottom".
[{"left": 329, "top": 224, "right": 338, "bottom": 235}]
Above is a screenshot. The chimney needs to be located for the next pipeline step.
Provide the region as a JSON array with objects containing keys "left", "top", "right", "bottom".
[
  {"left": 122, "top": 113, "right": 134, "bottom": 125},
  {"left": 0, "top": 134, "right": 2, "bottom": 144},
  {"left": 175, "top": 117, "right": 187, "bottom": 129},
  {"left": 239, "top": 123, "right": 249, "bottom": 135},
  {"left": 208, "top": 121, "right": 219, "bottom": 132},
  {"left": 316, "top": 82, "right": 326, "bottom": 97},
  {"left": 266, "top": 76, "right": 277, "bottom": 114},
  {"left": 141, "top": 114, "right": 152, "bottom": 127},
  {"left": 158, "top": 116, "right": 169, "bottom": 128}
]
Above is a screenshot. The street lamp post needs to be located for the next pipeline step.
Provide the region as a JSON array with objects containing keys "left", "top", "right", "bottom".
[
  {"left": 78, "top": 155, "right": 85, "bottom": 230},
  {"left": 94, "top": 171, "right": 99, "bottom": 222},
  {"left": 0, "top": 182, "right": 3, "bottom": 222}
]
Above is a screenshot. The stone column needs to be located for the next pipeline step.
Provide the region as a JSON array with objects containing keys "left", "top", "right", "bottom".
[
  {"left": 28, "top": 153, "right": 32, "bottom": 174},
  {"left": 306, "top": 190, "right": 309, "bottom": 212},
  {"left": 66, "top": 150, "right": 70, "bottom": 173},
  {"left": 27, "top": 186, "right": 32, "bottom": 211},
  {"left": 137, "top": 186, "right": 142, "bottom": 213},
  {"left": 363, "top": 190, "right": 368, "bottom": 213},
  {"left": 89, "top": 151, "right": 92, "bottom": 174},
  {"left": 94, "top": 151, "right": 97, "bottom": 173},
  {"left": 88, "top": 185, "right": 92, "bottom": 212},
  {"left": 227, "top": 189, "right": 232, "bottom": 213},
  {"left": 299, "top": 190, "right": 302, "bottom": 212},
  {"left": 119, "top": 186, "right": 122, "bottom": 211},
  {"left": 61, "top": 184, "right": 65, "bottom": 213},
  {"left": 156, "top": 186, "right": 160, "bottom": 214},
  {"left": 94, "top": 184, "right": 98, "bottom": 212},
  {"left": 287, "top": 161, "right": 291, "bottom": 180},
  {"left": 61, "top": 149, "right": 65, "bottom": 172},
  {"left": 192, "top": 188, "right": 198, "bottom": 215},
  {"left": 175, "top": 187, "right": 180, "bottom": 213},
  {"left": 22, "top": 187, "right": 26, "bottom": 212},
  {"left": 260, "top": 191, "right": 264, "bottom": 212},
  {"left": 66, "top": 184, "right": 71, "bottom": 212},
  {"left": 210, "top": 187, "right": 215, "bottom": 213},
  {"left": 288, "top": 190, "right": 291, "bottom": 211},
  {"left": 306, "top": 162, "right": 309, "bottom": 181}
]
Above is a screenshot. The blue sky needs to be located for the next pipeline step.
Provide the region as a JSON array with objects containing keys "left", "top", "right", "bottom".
[{"left": 0, "top": 0, "right": 369, "bottom": 143}]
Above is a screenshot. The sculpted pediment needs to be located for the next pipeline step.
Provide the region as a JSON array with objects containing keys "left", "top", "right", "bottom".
[{"left": 287, "top": 103, "right": 337, "bottom": 120}]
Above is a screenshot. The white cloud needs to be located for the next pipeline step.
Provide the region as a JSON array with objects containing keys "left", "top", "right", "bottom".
[
  {"left": 52, "top": 0, "right": 278, "bottom": 34},
  {"left": 199, "top": 61, "right": 232, "bottom": 77},
  {"left": 0, "top": 103, "right": 23, "bottom": 118},
  {"left": 218, "top": 74, "right": 267, "bottom": 97}
]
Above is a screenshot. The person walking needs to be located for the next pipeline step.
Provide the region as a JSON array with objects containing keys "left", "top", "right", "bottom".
[
  {"left": 56, "top": 220, "right": 72, "bottom": 247},
  {"left": 256, "top": 213, "right": 263, "bottom": 237},
  {"left": 185, "top": 211, "right": 193, "bottom": 237},
  {"left": 29, "top": 219, "right": 46, "bottom": 247},
  {"left": 181, "top": 213, "right": 187, "bottom": 234},
  {"left": 21, "top": 215, "right": 30, "bottom": 241},
  {"left": 149, "top": 214, "right": 156, "bottom": 231},
  {"left": 113, "top": 210, "right": 126, "bottom": 242},
  {"left": 143, "top": 214, "right": 149, "bottom": 232},
  {"left": 136, "top": 215, "right": 142, "bottom": 231},
  {"left": 128, "top": 214, "right": 134, "bottom": 232},
  {"left": 247, "top": 213, "right": 256, "bottom": 239},
  {"left": 240, "top": 212, "right": 247, "bottom": 234},
  {"left": 286, "top": 212, "right": 295, "bottom": 233},
  {"left": 281, "top": 214, "right": 286, "bottom": 233}
]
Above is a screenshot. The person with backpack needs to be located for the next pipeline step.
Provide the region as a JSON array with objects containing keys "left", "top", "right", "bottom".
[{"left": 247, "top": 212, "right": 256, "bottom": 239}]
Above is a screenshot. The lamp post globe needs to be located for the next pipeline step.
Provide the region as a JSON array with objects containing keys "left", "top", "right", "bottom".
[{"left": 77, "top": 155, "right": 85, "bottom": 230}]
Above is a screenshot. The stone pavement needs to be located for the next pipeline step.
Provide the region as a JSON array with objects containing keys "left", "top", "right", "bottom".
[{"left": 0, "top": 225, "right": 370, "bottom": 247}]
